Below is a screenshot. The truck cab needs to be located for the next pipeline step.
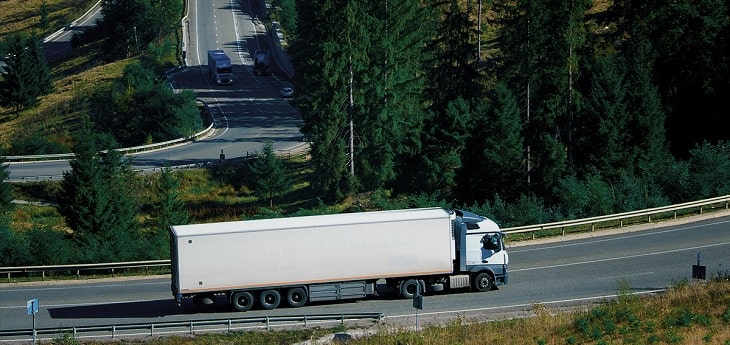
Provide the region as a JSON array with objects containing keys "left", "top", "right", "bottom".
[{"left": 453, "top": 210, "right": 509, "bottom": 286}]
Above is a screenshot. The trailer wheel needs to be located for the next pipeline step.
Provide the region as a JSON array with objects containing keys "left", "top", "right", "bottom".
[
  {"left": 231, "top": 291, "right": 254, "bottom": 312},
  {"left": 286, "top": 287, "right": 308, "bottom": 308},
  {"left": 259, "top": 289, "right": 281, "bottom": 310},
  {"left": 472, "top": 272, "right": 493, "bottom": 292},
  {"left": 399, "top": 279, "right": 420, "bottom": 299}
]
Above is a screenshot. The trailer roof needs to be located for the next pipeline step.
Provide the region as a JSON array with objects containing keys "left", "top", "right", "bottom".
[{"left": 170, "top": 207, "right": 451, "bottom": 237}]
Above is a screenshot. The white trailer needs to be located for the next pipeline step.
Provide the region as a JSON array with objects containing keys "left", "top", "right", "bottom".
[{"left": 170, "top": 208, "right": 508, "bottom": 311}]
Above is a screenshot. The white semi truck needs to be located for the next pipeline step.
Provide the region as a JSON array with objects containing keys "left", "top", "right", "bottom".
[
  {"left": 170, "top": 208, "right": 508, "bottom": 312},
  {"left": 207, "top": 50, "right": 233, "bottom": 85}
]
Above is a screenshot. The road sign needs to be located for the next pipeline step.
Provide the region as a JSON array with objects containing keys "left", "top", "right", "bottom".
[
  {"left": 26, "top": 298, "right": 39, "bottom": 315},
  {"left": 413, "top": 294, "right": 423, "bottom": 309}
]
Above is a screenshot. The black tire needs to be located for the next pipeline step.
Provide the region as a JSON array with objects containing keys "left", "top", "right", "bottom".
[
  {"left": 399, "top": 279, "right": 420, "bottom": 299},
  {"left": 472, "top": 272, "right": 493, "bottom": 292},
  {"left": 259, "top": 289, "right": 281, "bottom": 310},
  {"left": 231, "top": 291, "right": 254, "bottom": 312},
  {"left": 286, "top": 287, "right": 308, "bottom": 308}
]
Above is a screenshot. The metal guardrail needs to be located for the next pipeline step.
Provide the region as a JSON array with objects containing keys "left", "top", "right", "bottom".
[
  {"left": 0, "top": 260, "right": 170, "bottom": 282},
  {"left": 3, "top": 118, "right": 215, "bottom": 164},
  {"left": 0, "top": 313, "right": 384, "bottom": 343},
  {"left": 501, "top": 195, "right": 730, "bottom": 238}
]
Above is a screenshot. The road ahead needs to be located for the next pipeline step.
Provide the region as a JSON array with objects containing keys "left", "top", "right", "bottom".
[
  {"left": 1, "top": 214, "right": 728, "bottom": 333},
  {"left": 8, "top": 0, "right": 303, "bottom": 181}
]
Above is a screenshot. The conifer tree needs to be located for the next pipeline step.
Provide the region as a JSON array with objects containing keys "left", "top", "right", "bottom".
[
  {"left": 0, "top": 155, "right": 15, "bottom": 266},
  {"left": 410, "top": 0, "right": 480, "bottom": 198},
  {"left": 146, "top": 167, "right": 188, "bottom": 259},
  {"left": 249, "top": 142, "right": 291, "bottom": 208},
  {"left": 457, "top": 83, "right": 525, "bottom": 203},
  {"left": 496, "top": 0, "right": 591, "bottom": 196},
  {"left": 291, "top": 0, "right": 369, "bottom": 200},
  {"left": 58, "top": 128, "right": 140, "bottom": 262},
  {"left": 354, "top": 0, "right": 433, "bottom": 191},
  {"left": 0, "top": 33, "right": 53, "bottom": 116}
]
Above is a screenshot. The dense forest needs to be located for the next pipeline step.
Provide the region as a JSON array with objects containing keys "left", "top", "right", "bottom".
[
  {"left": 289, "top": 0, "right": 730, "bottom": 218},
  {"left": 1, "top": 0, "right": 729, "bottom": 266}
]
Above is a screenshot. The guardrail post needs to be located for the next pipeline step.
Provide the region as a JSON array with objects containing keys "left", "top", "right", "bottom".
[
  {"left": 190, "top": 321, "right": 194, "bottom": 334},
  {"left": 42, "top": 270, "right": 45, "bottom": 281},
  {"left": 112, "top": 325, "right": 116, "bottom": 338},
  {"left": 73, "top": 327, "right": 77, "bottom": 338},
  {"left": 151, "top": 323, "right": 154, "bottom": 336},
  {"left": 266, "top": 316, "right": 270, "bottom": 331},
  {"left": 227, "top": 319, "right": 231, "bottom": 333},
  {"left": 341, "top": 314, "right": 345, "bottom": 325},
  {"left": 304, "top": 315, "right": 308, "bottom": 327},
  {"left": 111, "top": 268, "right": 115, "bottom": 278}
]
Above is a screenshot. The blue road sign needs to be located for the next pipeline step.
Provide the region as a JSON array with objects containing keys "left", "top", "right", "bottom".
[{"left": 26, "top": 298, "right": 38, "bottom": 315}]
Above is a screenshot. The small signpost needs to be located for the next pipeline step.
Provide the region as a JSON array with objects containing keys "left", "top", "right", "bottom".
[
  {"left": 26, "top": 298, "right": 39, "bottom": 344},
  {"left": 692, "top": 251, "right": 706, "bottom": 280},
  {"left": 413, "top": 283, "right": 423, "bottom": 331}
]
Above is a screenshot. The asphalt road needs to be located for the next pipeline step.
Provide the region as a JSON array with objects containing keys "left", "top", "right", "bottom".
[
  {"left": 1, "top": 214, "right": 728, "bottom": 333},
  {"left": 8, "top": 0, "right": 303, "bottom": 181}
]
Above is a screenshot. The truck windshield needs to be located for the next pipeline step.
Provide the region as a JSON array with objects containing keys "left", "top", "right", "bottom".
[
  {"left": 218, "top": 67, "right": 233, "bottom": 74},
  {"left": 481, "top": 234, "right": 501, "bottom": 251}
]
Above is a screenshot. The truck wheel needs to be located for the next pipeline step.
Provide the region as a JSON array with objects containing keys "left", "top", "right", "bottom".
[
  {"left": 259, "top": 289, "right": 281, "bottom": 310},
  {"left": 286, "top": 287, "right": 308, "bottom": 308},
  {"left": 400, "top": 279, "right": 420, "bottom": 299},
  {"left": 231, "top": 291, "right": 254, "bottom": 312},
  {"left": 472, "top": 272, "right": 493, "bottom": 292}
]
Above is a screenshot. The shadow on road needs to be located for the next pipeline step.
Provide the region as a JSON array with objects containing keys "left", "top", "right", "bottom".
[{"left": 48, "top": 299, "right": 232, "bottom": 319}]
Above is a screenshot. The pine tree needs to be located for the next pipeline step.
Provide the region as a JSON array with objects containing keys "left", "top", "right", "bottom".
[
  {"left": 146, "top": 167, "right": 188, "bottom": 259},
  {"left": 496, "top": 0, "right": 591, "bottom": 196},
  {"left": 354, "top": 0, "right": 433, "bottom": 191},
  {"left": 574, "top": 54, "right": 631, "bottom": 176},
  {"left": 58, "top": 128, "right": 140, "bottom": 263},
  {"left": 457, "top": 83, "right": 525, "bottom": 203},
  {"left": 0, "top": 155, "right": 13, "bottom": 214},
  {"left": 408, "top": 0, "right": 481, "bottom": 198},
  {"left": 249, "top": 142, "right": 291, "bottom": 208},
  {"left": 0, "top": 154, "right": 15, "bottom": 266},
  {"left": 0, "top": 33, "right": 52, "bottom": 116},
  {"left": 291, "top": 0, "right": 369, "bottom": 201}
]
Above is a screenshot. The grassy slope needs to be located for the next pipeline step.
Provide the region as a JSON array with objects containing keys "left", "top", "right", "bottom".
[{"left": 0, "top": 0, "right": 109, "bottom": 150}]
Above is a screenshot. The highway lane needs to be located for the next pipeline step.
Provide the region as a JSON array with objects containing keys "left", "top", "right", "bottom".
[
  {"left": 1, "top": 214, "right": 728, "bottom": 332},
  {"left": 8, "top": 0, "right": 303, "bottom": 180}
]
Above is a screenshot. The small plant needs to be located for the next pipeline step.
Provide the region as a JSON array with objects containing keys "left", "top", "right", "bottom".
[
  {"left": 664, "top": 330, "right": 683, "bottom": 344},
  {"left": 51, "top": 333, "right": 80, "bottom": 345}
]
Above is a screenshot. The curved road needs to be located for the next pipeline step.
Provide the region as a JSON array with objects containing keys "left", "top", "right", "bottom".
[
  {"left": 1, "top": 213, "right": 728, "bottom": 333},
  {"left": 8, "top": 0, "right": 303, "bottom": 180}
]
